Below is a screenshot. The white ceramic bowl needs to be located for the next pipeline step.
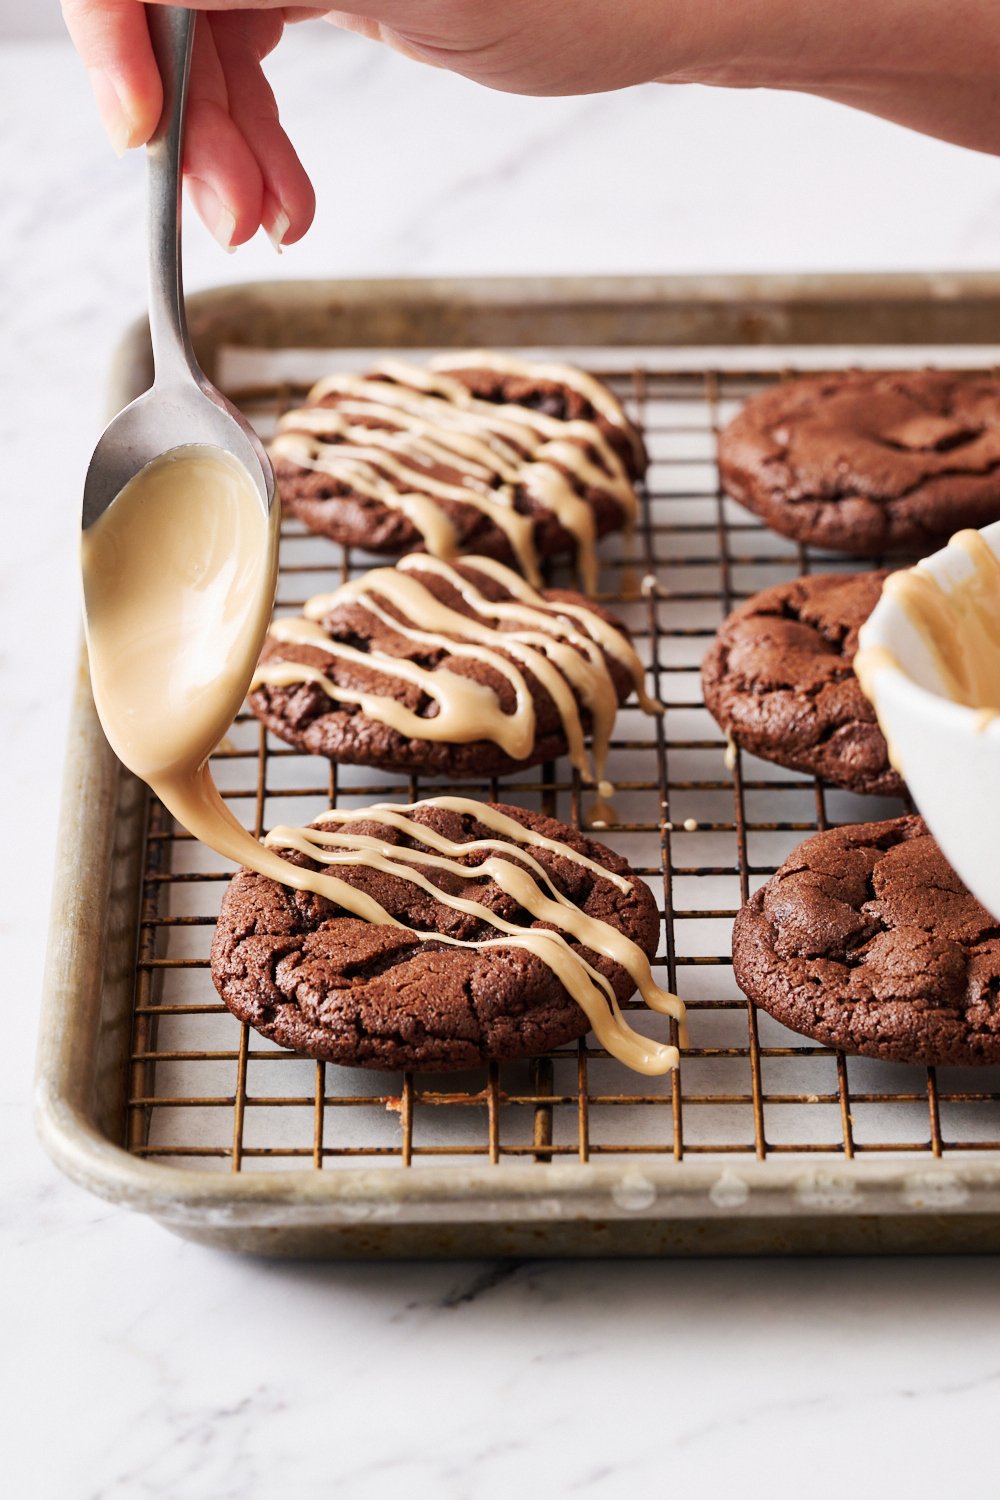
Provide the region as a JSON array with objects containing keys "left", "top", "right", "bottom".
[{"left": 858, "top": 518, "right": 1000, "bottom": 918}]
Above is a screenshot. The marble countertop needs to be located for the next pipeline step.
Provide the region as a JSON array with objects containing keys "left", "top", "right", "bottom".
[{"left": 6, "top": 24, "right": 1000, "bottom": 1499}]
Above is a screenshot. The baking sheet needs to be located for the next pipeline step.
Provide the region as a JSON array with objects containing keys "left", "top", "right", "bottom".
[{"left": 35, "top": 276, "right": 1000, "bottom": 1254}]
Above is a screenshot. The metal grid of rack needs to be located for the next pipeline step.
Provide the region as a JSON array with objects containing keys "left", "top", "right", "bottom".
[{"left": 125, "top": 361, "right": 1000, "bottom": 1173}]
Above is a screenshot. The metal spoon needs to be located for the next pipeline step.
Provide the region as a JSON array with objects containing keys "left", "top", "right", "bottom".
[{"left": 81, "top": 5, "right": 274, "bottom": 530}]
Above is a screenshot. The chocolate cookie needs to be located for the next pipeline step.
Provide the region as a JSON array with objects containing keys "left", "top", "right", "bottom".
[
  {"left": 210, "top": 799, "right": 662, "bottom": 1071},
  {"left": 732, "top": 815, "right": 1000, "bottom": 1065},
  {"left": 719, "top": 371, "right": 1000, "bottom": 556},
  {"left": 271, "top": 353, "right": 645, "bottom": 593},
  {"left": 248, "top": 554, "right": 659, "bottom": 783},
  {"left": 701, "top": 569, "right": 904, "bottom": 796}
]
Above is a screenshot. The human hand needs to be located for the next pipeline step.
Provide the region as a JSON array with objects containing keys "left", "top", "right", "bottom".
[
  {"left": 60, "top": 0, "right": 754, "bottom": 252},
  {"left": 271, "top": 0, "right": 1000, "bottom": 160},
  {"left": 61, "top": 1, "right": 323, "bottom": 249},
  {"left": 63, "top": 0, "right": 1000, "bottom": 256}
]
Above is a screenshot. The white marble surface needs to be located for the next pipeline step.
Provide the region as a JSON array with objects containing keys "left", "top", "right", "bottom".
[{"left": 6, "top": 24, "right": 1000, "bottom": 1498}]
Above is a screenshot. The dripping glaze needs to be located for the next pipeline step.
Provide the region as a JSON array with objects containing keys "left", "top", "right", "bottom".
[
  {"left": 250, "top": 553, "right": 662, "bottom": 793},
  {"left": 264, "top": 796, "right": 687, "bottom": 1077},
  {"left": 273, "top": 354, "right": 640, "bottom": 595},
  {"left": 82, "top": 450, "right": 682, "bottom": 1075}
]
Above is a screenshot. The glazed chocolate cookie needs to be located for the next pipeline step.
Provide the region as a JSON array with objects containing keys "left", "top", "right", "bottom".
[
  {"left": 270, "top": 352, "right": 645, "bottom": 593},
  {"left": 719, "top": 371, "right": 1000, "bottom": 556},
  {"left": 732, "top": 815, "right": 1000, "bottom": 1065},
  {"left": 701, "top": 569, "right": 904, "bottom": 796},
  {"left": 249, "top": 554, "right": 659, "bottom": 782},
  {"left": 210, "top": 799, "right": 662, "bottom": 1071}
]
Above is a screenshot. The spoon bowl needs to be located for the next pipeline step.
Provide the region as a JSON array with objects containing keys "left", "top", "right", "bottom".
[{"left": 82, "top": 378, "right": 273, "bottom": 530}]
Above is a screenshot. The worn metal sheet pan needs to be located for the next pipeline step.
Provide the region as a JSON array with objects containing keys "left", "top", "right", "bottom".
[{"left": 35, "top": 274, "right": 1000, "bottom": 1256}]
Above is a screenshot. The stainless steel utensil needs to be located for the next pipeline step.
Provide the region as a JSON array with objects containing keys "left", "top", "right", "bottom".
[{"left": 80, "top": 4, "right": 273, "bottom": 530}]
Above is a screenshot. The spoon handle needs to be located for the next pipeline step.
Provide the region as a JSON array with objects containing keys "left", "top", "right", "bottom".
[{"left": 145, "top": 5, "right": 197, "bottom": 388}]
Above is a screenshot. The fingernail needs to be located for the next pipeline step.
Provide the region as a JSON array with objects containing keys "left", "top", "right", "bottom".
[
  {"left": 89, "top": 69, "right": 136, "bottom": 157},
  {"left": 215, "top": 207, "right": 238, "bottom": 254},
  {"left": 262, "top": 193, "right": 290, "bottom": 254},
  {"left": 188, "top": 178, "right": 238, "bottom": 253}
]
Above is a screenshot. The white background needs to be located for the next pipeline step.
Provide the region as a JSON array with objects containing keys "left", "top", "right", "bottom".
[
  {"left": 5, "top": 12, "right": 1000, "bottom": 1500},
  {"left": 0, "top": 0, "right": 63, "bottom": 38}
]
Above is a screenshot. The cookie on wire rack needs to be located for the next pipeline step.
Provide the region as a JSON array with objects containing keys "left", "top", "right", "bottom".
[
  {"left": 732, "top": 815, "right": 1000, "bottom": 1066},
  {"left": 210, "top": 797, "right": 679, "bottom": 1074},
  {"left": 701, "top": 568, "right": 904, "bottom": 797},
  {"left": 248, "top": 553, "right": 662, "bottom": 786},
  {"left": 270, "top": 351, "right": 647, "bottom": 594},
  {"left": 718, "top": 370, "right": 1000, "bottom": 556}
]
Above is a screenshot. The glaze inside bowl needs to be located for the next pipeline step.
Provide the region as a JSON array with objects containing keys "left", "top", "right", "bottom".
[{"left": 857, "top": 519, "right": 1000, "bottom": 918}]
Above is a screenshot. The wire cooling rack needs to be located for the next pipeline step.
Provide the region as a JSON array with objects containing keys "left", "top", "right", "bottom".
[{"left": 125, "top": 358, "right": 1000, "bottom": 1173}]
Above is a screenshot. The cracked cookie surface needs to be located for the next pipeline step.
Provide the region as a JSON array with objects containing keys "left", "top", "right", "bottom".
[
  {"left": 273, "top": 359, "right": 645, "bottom": 570},
  {"left": 701, "top": 569, "right": 903, "bottom": 796},
  {"left": 732, "top": 816, "right": 1000, "bottom": 1064},
  {"left": 210, "top": 801, "right": 659, "bottom": 1071},
  {"left": 248, "top": 559, "right": 636, "bottom": 778},
  {"left": 719, "top": 371, "right": 1000, "bottom": 556}
]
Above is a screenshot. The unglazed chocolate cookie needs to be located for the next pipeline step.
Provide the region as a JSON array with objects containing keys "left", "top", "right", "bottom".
[
  {"left": 270, "top": 352, "right": 646, "bottom": 593},
  {"left": 249, "top": 554, "right": 660, "bottom": 784},
  {"left": 732, "top": 816, "right": 1000, "bottom": 1065},
  {"left": 210, "top": 799, "right": 663, "bottom": 1071},
  {"left": 701, "top": 569, "right": 904, "bottom": 796},
  {"left": 718, "top": 371, "right": 1000, "bottom": 556}
]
